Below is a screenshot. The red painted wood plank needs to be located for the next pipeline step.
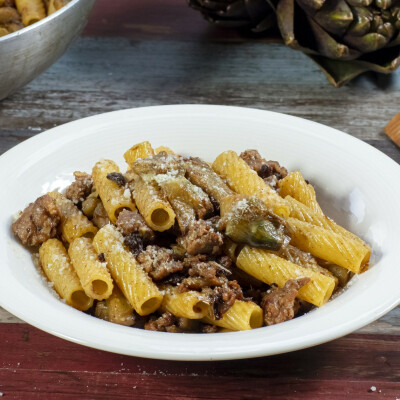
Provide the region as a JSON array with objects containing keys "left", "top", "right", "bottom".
[
  {"left": 83, "top": 0, "right": 263, "bottom": 41},
  {"left": 1, "top": 324, "right": 400, "bottom": 399},
  {"left": 0, "top": 372, "right": 399, "bottom": 400},
  {"left": 1, "top": 324, "right": 400, "bottom": 379}
]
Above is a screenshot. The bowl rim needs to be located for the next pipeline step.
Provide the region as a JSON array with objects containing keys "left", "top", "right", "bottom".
[{"left": 0, "top": 0, "right": 86, "bottom": 43}]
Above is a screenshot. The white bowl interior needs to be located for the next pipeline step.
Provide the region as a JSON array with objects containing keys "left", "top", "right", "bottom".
[{"left": 1, "top": 105, "right": 399, "bottom": 360}]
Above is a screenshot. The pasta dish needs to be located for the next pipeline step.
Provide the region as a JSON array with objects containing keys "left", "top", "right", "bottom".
[
  {"left": 11, "top": 142, "right": 371, "bottom": 333},
  {"left": 0, "top": 0, "right": 70, "bottom": 37}
]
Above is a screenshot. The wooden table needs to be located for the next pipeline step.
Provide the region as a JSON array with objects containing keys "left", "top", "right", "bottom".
[{"left": 1, "top": 1, "right": 400, "bottom": 398}]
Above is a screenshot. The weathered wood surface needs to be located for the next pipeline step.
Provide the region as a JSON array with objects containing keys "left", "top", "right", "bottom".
[
  {"left": 2, "top": 38, "right": 400, "bottom": 146},
  {"left": 1, "top": 0, "right": 400, "bottom": 397},
  {"left": 0, "top": 324, "right": 399, "bottom": 400}
]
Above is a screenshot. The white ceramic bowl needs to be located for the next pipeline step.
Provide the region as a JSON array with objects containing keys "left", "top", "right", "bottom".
[{"left": 1, "top": 105, "right": 399, "bottom": 361}]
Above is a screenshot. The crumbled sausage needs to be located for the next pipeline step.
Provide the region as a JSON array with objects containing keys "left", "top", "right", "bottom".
[
  {"left": 240, "top": 150, "right": 288, "bottom": 189},
  {"left": 218, "top": 255, "right": 234, "bottom": 271},
  {"left": 145, "top": 312, "right": 200, "bottom": 332},
  {"left": 65, "top": 172, "right": 93, "bottom": 204},
  {"left": 137, "top": 245, "right": 184, "bottom": 280},
  {"left": 203, "top": 280, "right": 244, "bottom": 320},
  {"left": 178, "top": 255, "right": 242, "bottom": 318},
  {"left": 178, "top": 220, "right": 223, "bottom": 255},
  {"left": 202, "top": 324, "right": 218, "bottom": 333},
  {"left": 261, "top": 278, "right": 310, "bottom": 326},
  {"left": 259, "top": 160, "right": 288, "bottom": 183},
  {"left": 12, "top": 194, "right": 61, "bottom": 247},
  {"left": 116, "top": 209, "right": 155, "bottom": 241},
  {"left": 178, "top": 255, "right": 230, "bottom": 291},
  {"left": 240, "top": 149, "right": 266, "bottom": 173},
  {"left": 124, "top": 233, "right": 145, "bottom": 256},
  {"left": 176, "top": 317, "right": 200, "bottom": 332},
  {"left": 106, "top": 172, "right": 126, "bottom": 187},
  {"left": 145, "top": 312, "right": 180, "bottom": 332},
  {"left": 160, "top": 272, "right": 186, "bottom": 286},
  {"left": 243, "top": 287, "right": 265, "bottom": 304},
  {"left": 92, "top": 202, "right": 110, "bottom": 229}
]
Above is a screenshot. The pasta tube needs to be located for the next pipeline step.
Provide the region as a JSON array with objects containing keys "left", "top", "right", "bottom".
[
  {"left": 236, "top": 246, "right": 336, "bottom": 307},
  {"left": 95, "top": 286, "right": 135, "bottom": 326},
  {"left": 202, "top": 300, "right": 263, "bottom": 331},
  {"left": 39, "top": 239, "right": 93, "bottom": 311},
  {"left": 46, "top": 0, "right": 68, "bottom": 15},
  {"left": 92, "top": 224, "right": 163, "bottom": 315},
  {"left": 92, "top": 160, "right": 136, "bottom": 223},
  {"left": 48, "top": 191, "right": 97, "bottom": 243},
  {"left": 278, "top": 171, "right": 323, "bottom": 216},
  {"left": 68, "top": 237, "right": 114, "bottom": 300},
  {"left": 15, "top": 0, "right": 45, "bottom": 26},
  {"left": 212, "top": 151, "right": 290, "bottom": 218},
  {"left": 160, "top": 285, "right": 209, "bottom": 319},
  {"left": 286, "top": 218, "right": 370, "bottom": 273},
  {"left": 286, "top": 195, "right": 371, "bottom": 256},
  {"left": 133, "top": 176, "right": 176, "bottom": 232},
  {"left": 156, "top": 175, "right": 213, "bottom": 233},
  {"left": 124, "top": 141, "right": 154, "bottom": 168}
]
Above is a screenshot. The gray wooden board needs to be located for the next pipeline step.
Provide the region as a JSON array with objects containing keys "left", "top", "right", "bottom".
[{"left": 1, "top": 37, "right": 399, "bottom": 333}]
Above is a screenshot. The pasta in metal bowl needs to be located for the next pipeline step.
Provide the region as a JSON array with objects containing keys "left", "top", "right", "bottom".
[
  {"left": 0, "top": 0, "right": 70, "bottom": 37},
  {"left": 10, "top": 141, "right": 371, "bottom": 333}
]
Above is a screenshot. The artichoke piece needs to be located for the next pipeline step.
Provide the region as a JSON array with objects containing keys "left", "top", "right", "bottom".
[
  {"left": 188, "top": 0, "right": 277, "bottom": 32},
  {"left": 275, "top": 0, "right": 400, "bottom": 85},
  {"left": 375, "top": 0, "right": 393, "bottom": 9},
  {"left": 347, "top": 0, "right": 373, "bottom": 6},
  {"left": 347, "top": 7, "right": 372, "bottom": 37},
  {"left": 225, "top": 216, "right": 284, "bottom": 250},
  {"left": 312, "top": 0, "right": 353, "bottom": 36},
  {"left": 343, "top": 31, "right": 390, "bottom": 51},
  {"left": 324, "top": 263, "right": 352, "bottom": 287},
  {"left": 221, "top": 195, "right": 285, "bottom": 250}
]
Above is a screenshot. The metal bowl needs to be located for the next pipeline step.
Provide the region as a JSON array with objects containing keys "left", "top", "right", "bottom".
[{"left": 0, "top": 0, "right": 95, "bottom": 101}]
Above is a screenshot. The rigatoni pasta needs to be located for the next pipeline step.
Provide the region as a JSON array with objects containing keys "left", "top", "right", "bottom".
[
  {"left": 285, "top": 195, "right": 371, "bottom": 257},
  {"left": 278, "top": 171, "right": 323, "bottom": 216},
  {"left": 124, "top": 141, "right": 155, "bottom": 168},
  {"left": 92, "top": 224, "right": 163, "bottom": 316},
  {"left": 11, "top": 143, "right": 371, "bottom": 333},
  {"left": 236, "top": 246, "right": 336, "bottom": 307},
  {"left": 68, "top": 237, "right": 113, "bottom": 300},
  {"left": 160, "top": 285, "right": 209, "bottom": 319},
  {"left": 286, "top": 218, "right": 370, "bottom": 273},
  {"left": 202, "top": 300, "right": 263, "bottom": 331},
  {"left": 39, "top": 238, "right": 93, "bottom": 311},
  {"left": 0, "top": 0, "right": 70, "bottom": 38},
  {"left": 213, "top": 150, "right": 290, "bottom": 218},
  {"left": 15, "top": 0, "right": 45, "bottom": 26},
  {"left": 133, "top": 175, "right": 176, "bottom": 232},
  {"left": 48, "top": 191, "right": 98, "bottom": 243},
  {"left": 92, "top": 159, "right": 136, "bottom": 223}
]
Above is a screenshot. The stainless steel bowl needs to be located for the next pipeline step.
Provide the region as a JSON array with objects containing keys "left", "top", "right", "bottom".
[{"left": 0, "top": 0, "right": 95, "bottom": 101}]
